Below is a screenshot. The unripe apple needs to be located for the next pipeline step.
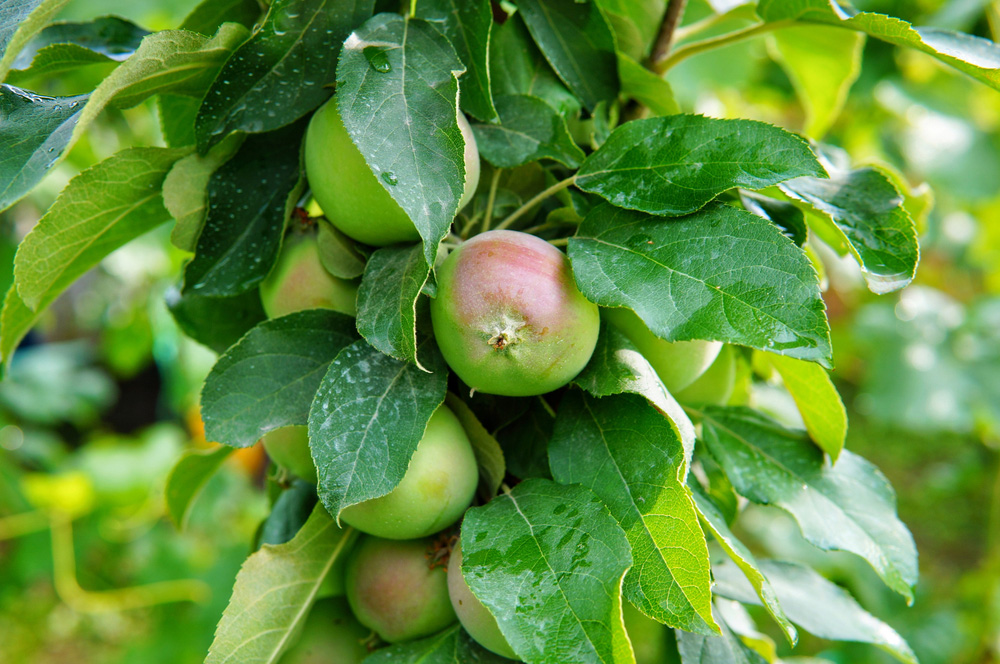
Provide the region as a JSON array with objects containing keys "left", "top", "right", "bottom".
[
  {"left": 262, "top": 425, "right": 316, "bottom": 483},
  {"left": 339, "top": 405, "right": 477, "bottom": 540},
  {"left": 430, "top": 230, "right": 600, "bottom": 396},
  {"left": 345, "top": 535, "right": 456, "bottom": 643},
  {"left": 447, "top": 539, "right": 518, "bottom": 659},
  {"left": 304, "top": 97, "right": 480, "bottom": 246},
  {"left": 260, "top": 232, "right": 358, "bottom": 318},
  {"left": 282, "top": 597, "right": 368, "bottom": 664},
  {"left": 603, "top": 308, "right": 722, "bottom": 394},
  {"left": 674, "top": 344, "right": 737, "bottom": 406}
]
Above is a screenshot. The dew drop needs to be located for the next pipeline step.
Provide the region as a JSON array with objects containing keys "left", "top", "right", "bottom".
[
  {"left": 381, "top": 171, "right": 398, "bottom": 186},
  {"left": 364, "top": 46, "right": 392, "bottom": 73}
]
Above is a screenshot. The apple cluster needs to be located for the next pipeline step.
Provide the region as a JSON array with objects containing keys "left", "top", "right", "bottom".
[{"left": 258, "top": 95, "right": 736, "bottom": 661}]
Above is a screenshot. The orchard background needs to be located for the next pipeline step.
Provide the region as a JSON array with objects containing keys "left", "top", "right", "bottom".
[{"left": 1, "top": 0, "right": 999, "bottom": 663}]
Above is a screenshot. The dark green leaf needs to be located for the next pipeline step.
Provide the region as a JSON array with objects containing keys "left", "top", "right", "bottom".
[
  {"left": 568, "top": 203, "right": 833, "bottom": 367},
  {"left": 699, "top": 406, "right": 918, "bottom": 602},
  {"left": 689, "top": 480, "right": 796, "bottom": 644},
  {"left": 355, "top": 243, "right": 431, "bottom": 367},
  {"left": 597, "top": 0, "right": 666, "bottom": 61},
  {"left": 336, "top": 14, "right": 466, "bottom": 265},
  {"left": 165, "top": 445, "right": 234, "bottom": 529},
  {"left": 259, "top": 480, "right": 317, "bottom": 546},
  {"left": 0, "top": 0, "right": 71, "bottom": 82},
  {"left": 493, "top": 397, "right": 553, "bottom": 480},
  {"left": 472, "top": 93, "right": 584, "bottom": 168},
  {"left": 551, "top": 392, "right": 717, "bottom": 634},
  {"left": 516, "top": 0, "right": 619, "bottom": 112},
  {"left": 364, "top": 624, "right": 518, "bottom": 663},
  {"left": 196, "top": 0, "right": 374, "bottom": 149},
  {"left": 206, "top": 505, "right": 357, "bottom": 664},
  {"left": 181, "top": 0, "right": 263, "bottom": 34},
  {"left": 781, "top": 166, "right": 919, "bottom": 295},
  {"left": 739, "top": 190, "right": 807, "bottom": 246},
  {"left": 574, "top": 320, "right": 695, "bottom": 467},
  {"left": 617, "top": 53, "right": 680, "bottom": 117},
  {"left": 200, "top": 309, "right": 359, "bottom": 449},
  {"left": 0, "top": 86, "right": 87, "bottom": 212},
  {"left": 309, "top": 338, "right": 448, "bottom": 518},
  {"left": 416, "top": 0, "right": 496, "bottom": 121},
  {"left": 12, "top": 15, "right": 148, "bottom": 69},
  {"left": 460, "top": 478, "right": 633, "bottom": 664},
  {"left": 165, "top": 286, "right": 267, "bottom": 354},
  {"left": 576, "top": 115, "right": 824, "bottom": 216},
  {"left": 713, "top": 558, "right": 917, "bottom": 664},
  {"left": 183, "top": 119, "right": 306, "bottom": 296},
  {"left": 758, "top": 0, "right": 1000, "bottom": 92},
  {"left": 489, "top": 14, "right": 580, "bottom": 118}
]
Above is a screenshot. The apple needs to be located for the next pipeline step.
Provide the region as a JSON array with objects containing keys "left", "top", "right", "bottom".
[
  {"left": 260, "top": 231, "right": 358, "bottom": 318},
  {"left": 447, "top": 539, "right": 518, "bottom": 659}
]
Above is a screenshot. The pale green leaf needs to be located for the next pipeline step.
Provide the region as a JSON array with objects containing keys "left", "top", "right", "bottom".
[
  {"left": 165, "top": 445, "right": 234, "bottom": 529},
  {"left": 0, "top": 0, "right": 72, "bottom": 82}
]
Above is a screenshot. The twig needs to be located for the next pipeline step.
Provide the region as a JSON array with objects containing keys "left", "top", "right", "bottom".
[
  {"left": 481, "top": 167, "right": 503, "bottom": 235},
  {"left": 654, "top": 21, "right": 791, "bottom": 75},
  {"left": 495, "top": 175, "right": 577, "bottom": 231},
  {"left": 650, "top": 0, "right": 690, "bottom": 68}
]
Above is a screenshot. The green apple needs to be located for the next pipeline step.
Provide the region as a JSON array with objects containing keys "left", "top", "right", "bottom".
[
  {"left": 603, "top": 308, "right": 722, "bottom": 394},
  {"left": 262, "top": 425, "right": 316, "bottom": 483},
  {"left": 281, "top": 597, "right": 368, "bottom": 664},
  {"left": 673, "top": 344, "right": 737, "bottom": 406},
  {"left": 259, "top": 232, "right": 358, "bottom": 318},
  {"left": 430, "top": 230, "right": 600, "bottom": 396},
  {"left": 339, "top": 405, "right": 478, "bottom": 540},
  {"left": 447, "top": 539, "right": 518, "bottom": 659},
  {"left": 345, "top": 536, "right": 456, "bottom": 643},
  {"left": 304, "top": 96, "right": 480, "bottom": 246}
]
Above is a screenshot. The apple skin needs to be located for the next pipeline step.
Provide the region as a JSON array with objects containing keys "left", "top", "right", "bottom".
[
  {"left": 304, "top": 97, "right": 480, "bottom": 246},
  {"left": 430, "top": 230, "right": 600, "bottom": 397},
  {"left": 603, "top": 308, "right": 722, "bottom": 394},
  {"left": 345, "top": 536, "right": 457, "bottom": 643},
  {"left": 262, "top": 425, "right": 316, "bottom": 483},
  {"left": 281, "top": 597, "right": 368, "bottom": 664},
  {"left": 339, "top": 405, "right": 477, "bottom": 540},
  {"left": 260, "top": 233, "right": 358, "bottom": 318},
  {"left": 673, "top": 344, "right": 737, "bottom": 406},
  {"left": 447, "top": 540, "right": 518, "bottom": 659}
]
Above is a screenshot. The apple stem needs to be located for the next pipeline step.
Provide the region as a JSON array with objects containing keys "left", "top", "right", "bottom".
[
  {"left": 495, "top": 175, "right": 578, "bottom": 232},
  {"left": 654, "top": 20, "right": 793, "bottom": 74},
  {"left": 547, "top": 237, "right": 569, "bottom": 247},
  {"left": 480, "top": 167, "right": 503, "bottom": 235}
]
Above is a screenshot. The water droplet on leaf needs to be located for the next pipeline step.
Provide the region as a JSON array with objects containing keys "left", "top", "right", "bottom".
[{"left": 364, "top": 47, "right": 391, "bottom": 73}]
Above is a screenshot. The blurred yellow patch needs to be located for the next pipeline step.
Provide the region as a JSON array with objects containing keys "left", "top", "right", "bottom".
[{"left": 21, "top": 472, "right": 96, "bottom": 518}]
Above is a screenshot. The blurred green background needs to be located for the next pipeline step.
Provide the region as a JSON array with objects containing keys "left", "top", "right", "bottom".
[{"left": 1, "top": 0, "right": 999, "bottom": 662}]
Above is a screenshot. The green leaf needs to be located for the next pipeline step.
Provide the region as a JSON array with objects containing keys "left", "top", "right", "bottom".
[
  {"left": 489, "top": 14, "right": 580, "bottom": 118},
  {"left": 336, "top": 14, "right": 467, "bottom": 265},
  {"left": 689, "top": 480, "right": 796, "bottom": 644},
  {"left": 13, "top": 147, "right": 186, "bottom": 313},
  {"left": 757, "top": 351, "right": 847, "bottom": 461},
  {"left": 316, "top": 218, "right": 366, "bottom": 279},
  {"left": 158, "top": 94, "right": 200, "bottom": 147},
  {"left": 699, "top": 406, "right": 918, "bottom": 602},
  {"left": 739, "top": 190, "right": 807, "bottom": 246},
  {"left": 568, "top": 203, "right": 833, "bottom": 367},
  {"left": 164, "top": 133, "right": 244, "bottom": 252},
  {"left": 576, "top": 115, "right": 824, "bottom": 217},
  {"left": 259, "top": 480, "right": 317, "bottom": 547},
  {"left": 206, "top": 504, "right": 357, "bottom": 664},
  {"left": 355, "top": 243, "right": 431, "bottom": 367},
  {"left": 181, "top": 0, "right": 263, "bottom": 35},
  {"left": 574, "top": 320, "right": 695, "bottom": 473},
  {"left": 758, "top": 0, "right": 1000, "bottom": 92},
  {"left": 460, "top": 478, "right": 633, "bottom": 664},
  {"left": 494, "top": 398, "right": 553, "bottom": 480},
  {"left": 596, "top": 0, "right": 666, "bottom": 61},
  {"left": 471, "top": 94, "right": 584, "bottom": 168},
  {"left": 416, "top": 0, "right": 496, "bottom": 121},
  {"left": 0, "top": 0, "right": 72, "bottom": 83},
  {"left": 0, "top": 287, "right": 36, "bottom": 371},
  {"left": 364, "top": 624, "right": 517, "bottom": 663},
  {"left": 516, "top": 0, "right": 620, "bottom": 112},
  {"left": 550, "top": 391, "right": 718, "bottom": 635},
  {"left": 200, "top": 310, "right": 359, "bottom": 449},
  {"left": 165, "top": 286, "right": 267, "bottom": 354},
  {"left": 675, "top": 612, "right": 769, "bottom": 664},
  {"left": 7, "top": 43, "right": 116, "bottom": 85},
  {"left": 617, "top": 53, "right": 680, "bottom": 117},
  {"left": 309, "top": 338, "right": 448, "bottom": 519},
  {"left": 781, "top": 165, "right": 919, "bottom": 295},
  {"left": 183, "top": 119, "right": 306, "bottom": 296},
  {"left": 0, "top": 86, "right": 88, "bottom": 212},
  {"left": 165, "top": 445, "right": 234, "bottom": 529},
  {"left": 195, "top": 0, "right": 374, "bottom": 149},
  {"left": 0, "top": 24, "right": 248, "bottom": 213},
  {"left": 714, "top": 558, "right": 917, "bottom": 664},
  {"left": 445, "top": 393, "right": 505, "bottom": 499},
  {"left": 11, "top": 15, "right": 147, "bottom": 67},
  {"left": 767, "top": 25, "right": 864, "bottom": 139}
]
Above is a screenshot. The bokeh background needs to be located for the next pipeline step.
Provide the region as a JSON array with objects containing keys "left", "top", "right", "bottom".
[{"left": 1, "top": 0, "right": 998, "bottom": 662}]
